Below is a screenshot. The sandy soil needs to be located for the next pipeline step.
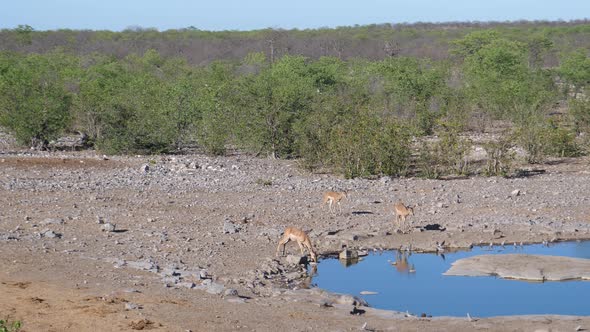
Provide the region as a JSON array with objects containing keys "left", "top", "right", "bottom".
[{"left": 1, "top": 148, "right": 590, "bottom": 332}]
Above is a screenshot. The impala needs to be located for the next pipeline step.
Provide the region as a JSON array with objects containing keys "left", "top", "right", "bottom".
[
  {"left": 393, "top": 201, "right": 414, "bottom": 232},
  {"left": 322, "top": 191, "right": 348, "bottom": 214},
  {"left": 276, "top": 227, "right": 317, "bottom": 263}
]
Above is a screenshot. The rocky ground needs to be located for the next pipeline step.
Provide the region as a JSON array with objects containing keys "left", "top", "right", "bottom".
[{"left": 1, "top": 138, "right": 590, "bottom": 331}]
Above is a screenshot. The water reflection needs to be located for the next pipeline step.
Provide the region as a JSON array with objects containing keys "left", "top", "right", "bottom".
[
  {"left": 390, "top": 251, "right": 416, "bottom": 275},
  {"left": 339, "top": 256, "right": 360, "bottom": 267},
  {"left": 312, "top": 241, "right": 590, "bottom": 317},
  {"left": 338, "top": 249, "right": 361, "bottom": 267}
]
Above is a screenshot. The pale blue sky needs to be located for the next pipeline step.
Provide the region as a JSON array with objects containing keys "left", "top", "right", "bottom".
[{"left": 2, "top": 0, "right": 589, "bottom": 31}]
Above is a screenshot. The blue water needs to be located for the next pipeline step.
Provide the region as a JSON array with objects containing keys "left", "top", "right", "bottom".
[{"left": 311, "top": 241, "right": 590, "bottom": 317}]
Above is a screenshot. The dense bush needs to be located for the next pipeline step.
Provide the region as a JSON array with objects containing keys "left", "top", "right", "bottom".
[
  {"left": 417, "top": 122, "right": 472, "bottom": 178},
  {"left": 570, "top": 96, "right": 590, "bottom": 134},
  {"left": 483, "top": 134, "right": 515, "bottom": 177},
  {"left": 0, "top": 25, "right": 587, "bottom": 177},
  {"left": 0, "top": 52, "right": 75, "bottom": 148},
  {"left": 514, "top": 119, "right": 579, "bottom": 163},
  {"left": 327, "top": 110, "right": 412, "bottom": 178}
]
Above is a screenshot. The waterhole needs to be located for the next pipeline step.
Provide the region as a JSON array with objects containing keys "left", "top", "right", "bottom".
[{"left": 311, "top": 241, "right": 590, "bottom": 317}]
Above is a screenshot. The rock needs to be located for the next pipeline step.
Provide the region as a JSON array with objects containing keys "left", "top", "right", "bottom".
[
  {"left": 160, "top": 267, "right": 181, "bottom": 277},
  {"left": 125, "top": 302, "right": 140, "bottom": 310},
  {"left": 285, "top": 255, "right": 307, "bottom": 265},
  {"left": 41, "top": 218, "right": 64, "bottom": 225},
  {"left": 339, "top": 250, "right": 359, "bottom": 260},
  {"left": 127, "top": 260, "right": 158, "bottom": 271},
  {"left": 284, "top": 271, "right": 304, "bottom": 280},
  {"left": 48, "top": 132, "right": 88, "bottom": 150},
  {"left": 178, "top": 282, "right": 196, "bottom": 289},
  {"left": 0, "top": 233, "right": 20, "bottom": 241},
  {"left": 141, "top": 164, "right": 150, "bottom": 173},
  {"left": 42, "top": 230, "right": 61, "bottom": 239},
  {"left": 162, "top": 276, "right": 180, "bottom": 284},
  {"left": 222, "top": 220, "right": 240, "bottom": 234},
  {"left": 445, "top": 254, "right": 590, "bottom": 281},
  {"left": 102, "top": 223, "right": 116, "bottom": 232},
  {"left": 334, "top": 294, "right": 368, "bottom": 306},
  {"left": 493, "top": 229, "right": 504, "bottom": 239},
  {"left": 224, "top": 288, "right": 238, "bottom": 296},
  {"left": 511, "top": 189, "right": 521, "bottom": 196},
  {"left": 206, "top": 282, "right": 225, "bottom": 295}
]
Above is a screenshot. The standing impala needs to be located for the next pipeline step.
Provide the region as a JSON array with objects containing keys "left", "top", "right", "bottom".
[
  {"left": 393, "top": 201, "right": 414, "bottom": 232},
  {"left": 322, "top": 191, "right": 348, "bottom": 214},
  {"left": 276, "top": 227, "right": 317, "bottom": 263}
]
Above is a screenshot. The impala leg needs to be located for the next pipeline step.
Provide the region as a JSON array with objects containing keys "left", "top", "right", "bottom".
[
  {"left": 276, "top": 237, "right": 290, "bottom": 257},
  {"left": 297, "top": 240, "right": 305, "bottom": 255},
  {"left": 401, "top": 216, "right": 407, "bottom": 233}
]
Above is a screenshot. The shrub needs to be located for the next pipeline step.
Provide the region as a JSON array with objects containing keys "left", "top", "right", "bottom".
[
  {"left": 514, "top": 119, "right": 579, "bottom": 164},
  {"left": 0, "top": 52, "right": 74, "bottom": 148},
  {"left": 0, "top": 319, "right": 22, "bottom": 332},
  {"left": 327, "top": 110, "right": 412, "bottom": 178},
  {"left": 483, "top": 134, "right": 515, "bottom": 176},
  {"left": 417, "top": 141, "right": 443, "bottom": 179},
  {"left": 541, "top": 124, "right": 579, "bottom": 157},
  {"left": 513, "top": 122, "right": 545, "bottom": 164},
  {"left": 417, "top": 122, "right": 472, "bottom": 178},
  {"left": 569, "top": 95, "right": 590, "bottom": 134}
]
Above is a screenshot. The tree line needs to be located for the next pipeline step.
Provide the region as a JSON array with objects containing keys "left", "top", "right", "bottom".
[
  {"left": 0, "top": 28, "right": 589, "bottom": 178},
  {"left": 1, "top": 21, "right": 588, "bottom": 65}
]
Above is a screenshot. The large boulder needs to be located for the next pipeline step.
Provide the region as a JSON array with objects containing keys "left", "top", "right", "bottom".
[{"left": 444, "top": 254, "right": 590, "bottom": 281}]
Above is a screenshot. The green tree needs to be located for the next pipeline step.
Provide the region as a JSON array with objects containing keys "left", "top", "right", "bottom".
[
  {"left": 14, "top": 24, "right": 34, "bottom": 45},
  {"left": 327, "top": 109, "right": 411, "bottom": 178},
  {"left": 451, "top": 30, "right": 501, "bottom": 60},
  {"left": 0, "top": 52, "right": 74, "bottom": 148},
  {"left": 459, "top": 34, "right": 555, "bottom": 125},
  {"left": 569, "top": 92, "right": 590, "bottom": 134},
  {"left": 75, "top": 50, "right": 185, "bottom": 154},
  {"left": 559, "top": 49, "right": 590, "bottom": 97},
  {"left": 374, "top": 56, "right": 449, "bottom": 134},
  {"left": 235, "top": 55, "right": 315, "bottom": 158},
  {"left": 293, "top": 58, "right": 372, "bottom": 170},
  {"left": 74, "top": 55, "right": 130, "bottom": 146},
  {"left": 197, "top": 60, "right": 238, "bottom": 155},
  {"left": 526, "top": 33, "right": 553, "bottom": 69}
]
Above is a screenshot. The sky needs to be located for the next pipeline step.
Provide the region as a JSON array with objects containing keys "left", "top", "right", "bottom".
[{"left": 2, "top": 0, "right": 589, "bottom": 31}]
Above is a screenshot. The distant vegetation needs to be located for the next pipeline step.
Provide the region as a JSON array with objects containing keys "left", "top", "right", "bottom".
[{"left": 0, "top": 21, "right": 588, "bottom": 178}]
